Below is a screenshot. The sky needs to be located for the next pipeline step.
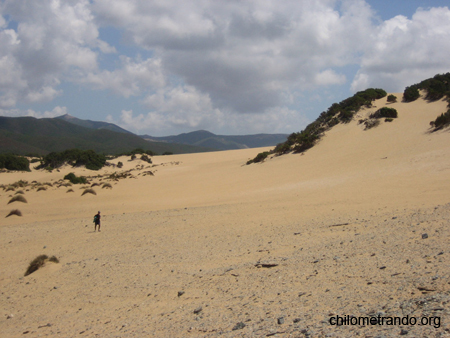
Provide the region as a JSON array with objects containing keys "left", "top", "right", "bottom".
[{"left": 0, "top": 0, "right": 449, "bottom": 136}]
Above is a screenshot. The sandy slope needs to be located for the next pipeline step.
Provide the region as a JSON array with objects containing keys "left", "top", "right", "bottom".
[{"left": 1, "top": 94, "right": 450, "bottom": 337}]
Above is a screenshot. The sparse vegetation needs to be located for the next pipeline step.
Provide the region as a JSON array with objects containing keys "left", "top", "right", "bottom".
[
  {"left": 24, "top": 255, "right": 59, "bottom": 276},
  {"left": 385, "top": 118, "right": 394, "bottom": 122},
  {"left": 117, "top": 161, "right": 123, "bottom": 168},
  {"left": 140, "top": 154, "right": 152, "bottom": 163},
  {"left": 431, "top": 109, "right": 450, "bottom": 131},
  {"left": 14, "top": 190, "right": 25, "bottom": 195},
  {"left": 67, "top": 188, "right": 74, "bottom": 193},
  {"left": 102, "top": 183, "right": 112, "bottom": 189},
  {"left": 364, "top": 119, "right": 381, "bottom": 130},
  {"left": 248, "top": 88, "right": 387, "bottom": 163},
  {"left": 11, "top": 180, "right": 28, "bottom": 188},
  {"left": 403, "top": 73, "right": 450, "bottom": 103},
  {"left": 81, "top": 188, "right": 97, "bottom": 196},
  {"left": 64, "top": 172, "right": 87, "bottom": 185},
  {"left": 5, "top": 186, "right": 15, "bottom": 192},
  {"left": 8, "top": 195, "right": 27, "bottom": 204},
  {"left": 6, "top": 209, "right": 22, "bottom": 217},
  {"left": 91, "top": 183, "right": 100, "bottom": 187},
  {"left": 36, "top": 186, "right": 47, "bottom": 192}
]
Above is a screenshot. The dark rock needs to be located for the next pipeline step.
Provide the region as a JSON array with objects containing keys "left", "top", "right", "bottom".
[
  {"left": 193, "top": 306, "right": 202, "bottom": 314},
  {"left": 177, "top": 291, "right": 185, "bottom": 297},
  {"left": 277, "top": 317, "right": 284, "bottom": 325},
  {"left": 422, "top": 233, "right": 428, "bottom": 239},
  {"left": 400, "top": 329, "right": 408, "bottom": 335}
]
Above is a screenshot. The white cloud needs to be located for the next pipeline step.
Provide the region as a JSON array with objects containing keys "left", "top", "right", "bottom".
[
  {"left": 108, "top": 103, "right": 307, "bottom": 136},
  {"left": 351, "top": 6, "right": 450, "bottom": 92},
  {"left": 314, "top": 69, "right": 346, "bottom": 86},
  {"left": 81, "top": 56, "right": 165, "bottom": 97},
  {"left": 0, "top": 0, "right": 112, "bottom": 108},
  {"left": 1, "top": 1, "right": 450, "bottom": 136},
  {"left": 93, "top": 0, "right": 375, "bottom": 114}
]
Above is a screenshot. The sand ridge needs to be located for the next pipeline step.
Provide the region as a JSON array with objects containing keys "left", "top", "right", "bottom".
[{"left": 1, "top": 95, "right": 450, "bottom": 337}]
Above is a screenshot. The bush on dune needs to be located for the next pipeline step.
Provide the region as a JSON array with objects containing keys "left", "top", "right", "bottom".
[
  {"left": 37, "top": 149, "right": 106, "bottom": 171},
  {"left": 6, "top": 209, "right": 22, "bottom": 217},
  {"left": 64, "top": 173, "right": 87, "bottom": 185},
  {"left": 24, "top": 255, "right": 59, "bottom": 276},
  {"left": 8, "top": 195, "right": 27, "bottom": 204},
  {"left": 81, "top": 188, "right": 96, "bottom": 196},
  {"left": 0, "top": 154, "right": 30, "bottom": 171}
]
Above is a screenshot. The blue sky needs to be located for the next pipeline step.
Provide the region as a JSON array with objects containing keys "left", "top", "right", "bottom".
[{"left": 0, "top": 0, "right": 449, "bottom": 136}]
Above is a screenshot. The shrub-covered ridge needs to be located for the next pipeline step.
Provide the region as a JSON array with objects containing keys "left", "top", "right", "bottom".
[{"left": 247, "top": 88, "right": 387, "bottom": 164}]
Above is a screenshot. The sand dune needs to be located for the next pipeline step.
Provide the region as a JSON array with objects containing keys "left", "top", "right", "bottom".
[{"left": 1, "top": 95, "right": 450, "bottom": 337}]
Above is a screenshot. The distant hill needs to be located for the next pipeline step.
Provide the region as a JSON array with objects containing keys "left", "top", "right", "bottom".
[
  {"left": 0, "top": 116, "right": 212, "bottom": 156},
  {"left": 56, "top": 114, "right": 133, "bottom": 134},
  {"left": 142, "top": 130, "right": 289, "bottom": 150}
]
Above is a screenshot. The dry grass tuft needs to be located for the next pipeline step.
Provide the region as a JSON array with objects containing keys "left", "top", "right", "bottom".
[
  {"left": 24, "top": 255, "right": 59, "bottom": 276},
  {"left": 25, "top": 255, "right": 48, "bottom": 276},
  {"left": 102, "top": 183, "right": 112, "bottom": 189},
  {"left": 5, "top": 186, "right": 15, "bottom": 192},
  {"left": 91, "top": 183, "right": 100, "bottom": 187},
  {"left": 6, "top": 209, "right": 22, "bottom": 217},
  {"left": 8, "top": 195, "right": 27, "bottom": 204},
  {"left": 14, "top": 190, "right": 25, "bottom": 195},
  {"left": 36, "top": 186, "right": 47, "bottom": 192},
  {"left": 66, "top": 188, "right": 74, "bottom": 193},
  {"left": 81, "top": 188, "right": 97, "bottom": 196},
  {"left": 48, "top": 256, "right": 59, "bottom": 263}
]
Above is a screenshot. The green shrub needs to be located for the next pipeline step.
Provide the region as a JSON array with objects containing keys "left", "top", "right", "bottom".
[
  {"left": 38, "top": 149, "right": 106, "bottom": 171},
  {"left": 403, "top": 86, "right": 420, "bottom": 102},
  {"left": 64, "top": 173, "right": 87, "bottom": 184},
  {"left": 370, "top": 107, "right": 398, "bottom": 119},
  {"left": 140, "top": 154, "right": 152, "bottom": 163},
  {"left": 0, "top": 154, "right": 30, "bottom": 171},
  {"left": 403, "top": 73, "right": 450, "bottom": 103},
  {"left": 431, "top": 110, "right": 450, "bottom": 130},
  {"left": 246, "top": 151, "right": 271, "bottom": 165},
  {"left": 387, "top": 95, "right": 397, "bottom": 103}
]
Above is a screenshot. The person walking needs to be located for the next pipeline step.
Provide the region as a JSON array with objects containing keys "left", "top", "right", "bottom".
[{"left": 93, "top": 211, "right": 101, "bottom": 232}]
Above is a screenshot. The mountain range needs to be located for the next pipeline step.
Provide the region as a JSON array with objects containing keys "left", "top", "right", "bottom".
[
  {"left": 0, "top": 115, "right": 288, "bottom": 156},
  {"left": 141, "top": 130, "right": 289, "bottom": 151}
]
